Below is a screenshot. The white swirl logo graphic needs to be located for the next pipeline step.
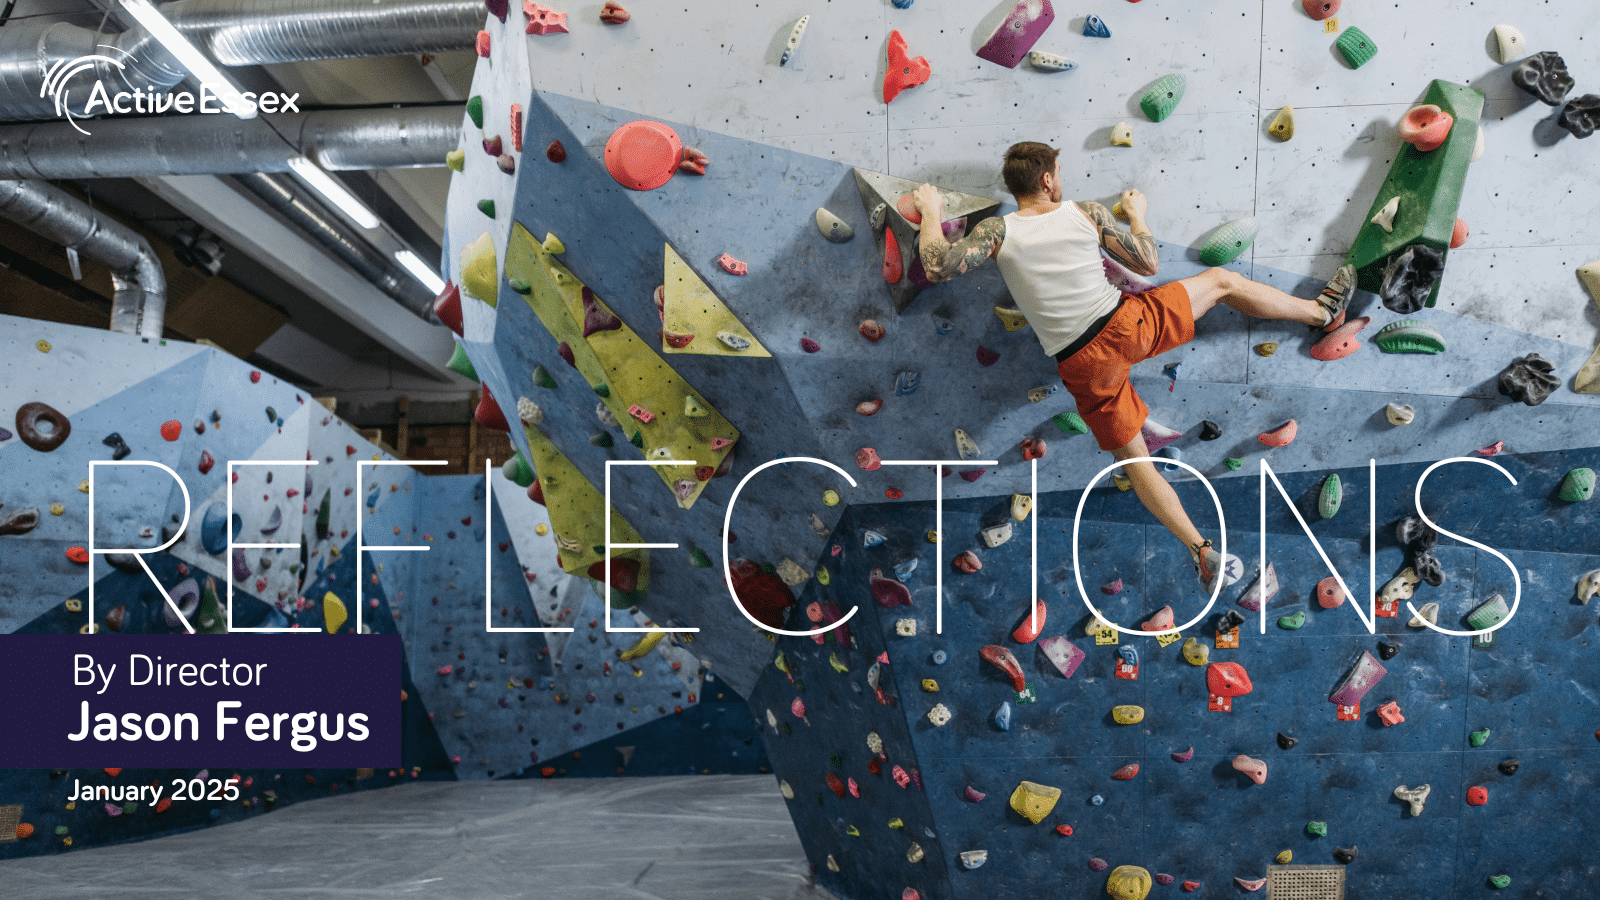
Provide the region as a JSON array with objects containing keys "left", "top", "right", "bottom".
[
  {"left": 38, "top": 46, "right": 299, "bottom": 135},
  {"left": 41, "top": 46, "right": 132, "bottom": 136}
]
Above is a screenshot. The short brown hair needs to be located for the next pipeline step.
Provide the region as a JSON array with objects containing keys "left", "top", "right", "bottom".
[{"left": 1002, "top": 142, "right": 1058, "bottom": 198}]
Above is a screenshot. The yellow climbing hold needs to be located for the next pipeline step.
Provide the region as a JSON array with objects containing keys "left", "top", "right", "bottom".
[
  {"left": 1110, "top": 122, "right": 1134, "bottom": 146},
  {"left": 829, "top": 653, "right": 850, "bottom": 673},
  {"left": 994, "top": 307, "right": 1029, "bottom": 331},
  {"left": 65, "top": 598, "right": 82, "bottom": 613},
  {"left": 36, "top": 339, "right": 51, "bottom": 352},
  {"left": 619, "top": 630, "right": 665, "bottom": 661},
  {"left": 926, "top": 530, "right": 939, "bottom": 543},
  {"left": 1112, "top": 471, "right": 1132, "bottom": 491},
  {"left": 1009, "top": 780, "right": 1061, "bottom": 824},
  {"left": 1011, "top": 493, "right": 1033, "bottom": 522},
  {"left": 1112, "top": 705, "right": 1146, "bottom": 725},
  {"left": 921, "top": 679, "right": 939, "bottom": 692},
  {"left": 535, "top": 523, "right": 548, "bottom": 535},
  {"left": 49, "top": 503, "right": 64, "bottom": 516},
  {"left": 906, "top": 841, "right": 923, "bottom": 862},
  {"left": 459, "top": 232, "right": 499, "bottom": 307},
  {"left": 845, "top": 825, "right": 860, "bottom": 837},
  {"left": 825, "top": 854, "right": 839, "bottom": 871},
  {"left": 78, "top": 479, "right": 89, "bottom": 493},
  {"left": 684, "top": 395, "right": 709, "bottom": 417},
  {"left": 1269, "top": 106, "right": 1295, "bottom": 141},
  {"left": 1106, "top": 865, "right": 1154, "bottom": 900},
  {"left": 1181, "top": 637, "right": 1210, "bottom": 666},
  {"left": 817, "top": 566, "right": 830, "bottom": 586},
  {"left": 887, "top": 817, "right": 904, "bottom": 829},
  {"left": 823, "top": 490, "right": 840, "bottom": 506},
  {"left": 322, "top": 592, "right": 347, "bottom": 633},
  {"left": 541, "top": 232, "right": 565, "bottom": 255},
  {"left": 1275, "top": 849, "right": 1293, "bottom": 864}
]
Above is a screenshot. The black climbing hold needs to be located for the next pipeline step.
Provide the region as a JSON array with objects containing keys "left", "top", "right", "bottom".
[
  {"left": 1333, "top": 845, "right": 1358, "bottom": 864},
  {"left": 1276, "top": 732, "right": 1298, "bottom": 750},
  {"left": 1412, "top": 548, "right": 1444, "bottom": 587},
  {"left": 1499, "top": 758, "right": 1520, "bottom": 776},
  {"left": 1396, "top": 516, "right": 1437, "bottom": 550},
  {"left": 101, "top": 432, "right": 131, "bottom": 461},
  {"left": 1218, "top": 609, "right": 1246, "bottom": 632},
  {"left": 16, "top": 401, "right": 71, "bottom": 452},
  {"left": 1497, "top": 353, "right": 1560, "bottom": 407},
  {"left": 1512, "top": 51, "right": 1574, "bottom": 106},
  {"left": 1558, "top": 93, "right": 1600, "bottom": 139},
  {"left": 1199, "top": 420, "right": 1223, "bottom": 441},
  {"left": 1378, "top": 640, "right": 1400, "bottom": 660},
  {"left": 1379, "top": 245, "right": 1445, "bottom": 314}
]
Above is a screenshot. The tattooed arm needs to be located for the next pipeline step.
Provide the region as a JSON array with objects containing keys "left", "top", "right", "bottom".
[
  {"left": 1077, "top": 190, "right": 1159, "bottom": 277},
  {"left": 913, "top": 184, "right": 1004, "bottom": 283}
]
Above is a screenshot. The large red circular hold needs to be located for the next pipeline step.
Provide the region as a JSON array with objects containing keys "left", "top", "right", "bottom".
[
  {"left": 1302, "top": 0, "right": 1340, "bottom": 20},
  {"left": 1399, "top": 105, "right": 1454, "bottom": 152},
  {"left": 604, "top": 120, "right": 683, "bottom": 191}
]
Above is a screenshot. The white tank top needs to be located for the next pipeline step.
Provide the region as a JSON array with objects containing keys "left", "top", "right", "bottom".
[{"left": 995, "top": 204, "right": 1122, "bottom": 357}]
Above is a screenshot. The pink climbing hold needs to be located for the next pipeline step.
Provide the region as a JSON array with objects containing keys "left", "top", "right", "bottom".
[
  {"left": 883, "top": 227, "right": 904, "bottom": 284},
  {"left": 1140, "top": 418, "right": 1182, "bottom": 452},
  {"left": 433, "top": 280, "right": 464, "bottom": 335},
  {"left": 1020, "top": 437, "right": 1046, "bottom": 460},
  {"left": 486, "top": 0, "right": 508, "bottom": 22},
  {"left": 1302, "top": 0, "right": 1340, "bottom": 19},
  {"left": 1207, "top": 661, "right": 1254, "bottom": 697},
  {"left": 882, "top": 30, "right": 932, "bottom": 103},
  {"left": 964, "top": 785, "right": 987, "bottom": 802},
  {"left": 1141, "top": 605, "right": 1175, "bottom": 631},
  {"left": 198, "top": 450, "right": 215, "bottom": 475},
  {"left": 1111, "top": 763, "right": 1140, "bottom": 780},
  {"left": 679, "top": 146, "right": 708, "bottom": 176},
  {"left": 980, "top": 644, "right": 1028, "bottom": 692},
  {"left": 896, "top": 192, "right": 922, "bottom": 224},
  {"left": 856, "top": 447, "right": 883, "bottom": 470},
  {"left": 1467, "top": 785, "right": 1488, "bottom": 805},
  {"left": 856, "top": 399, "right": 884, "bottom": 416},
  {"left": 859, "top": 319, "right": 886, "bottom": 342},
  {"left": 902, "top": 890, "right": 920, "bottom": 900},
  {"left": 1102, "top": 578, "right": 1124, "bottom": 595},
  {"left": 1399, "top": 104, "right": 1454, "bottom": 152},
  {"left": 438, "top": 665, "right": 453, "bottom": 675},
  {"left": 1451, "top": 218, "right": 1469, "bottom": 249},
  {"left": 475, "top": 386, "right": 510, "bottom": 432},
  {"left": 1038, "top": 636, "right": 1085, "bottom": 679},
  {"left": 1155, "top": 874, "right": 1175, "bottom": 886},
  {"left": 718, "top": 254, "right": 748, "bottom": 276},
  {"left": 870, "top": 567, "right": 913, "bottom": 608},
  {"left": 1311, "top": 316, "right": 1370, "bottom": 361},
  {"left": 975, "top": 0, "right": 1056, "bottom": 69},
  {"left": 800, "top": 337, "right": 821, "bottom": 353},
  {"left": 483, "top": 134, "right": 503, "bottom": 157},
  {"left": 1171, "top": 747, "right": 1195, "bottom": 762},
  {"left": 475, "top": 29, "right": 491, "bottom": 56},
  {"left": 557, "top": 342, "right": 576, "bottom": 367},
  {"left": 581, "top": 287, "right": 622, "bottom": 336},
  {"left": 1376, "top": 700, "right": 1405, "bottom": 726},
  {"left": 976, "top": 345, "right": 1000, "bottom": 366},
  {"left": 1477, "top": 440, "right": 1504, "bottom": 457},
  {"left": 1235, "top": 877, "right": 1268, "bottom": 892},
  {"left": 1232, "top": 754, "right": 1268, "bottom": 784},
  {"left": 791, "top": 698, "right": 806, "bottom": 719},
  {"left": 1316, "top": 575, "right": 1346, "bottom": 609},
  {"left": 953, "top": 550, "right": 983, "bottom": 573},
  {"left": 523, "top": 1, "right": 569, "bottom": 34},
  {"left": 1258, "top": 420, "right": 1298, "bottom": 447},
  {"left": 497, "top": 153, "right": 516, "bottom": 175},
  {"left": 599, "top": 0, "right": 629, "bottom": 23},
  {"left": 1088, "top": 858, "right": 1109, "bottom": 871},
  {"left": 959, "top": 468, "right": 986, "bottom": 482},
  {"left": 627, "top": 404, "right": 655, "bottom": 424}
]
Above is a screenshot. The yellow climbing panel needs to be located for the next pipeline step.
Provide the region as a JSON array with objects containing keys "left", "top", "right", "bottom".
[
  {"left": 522, "top": 422, "right": 650, "bottom": 587},
  {"left": 661, "top": 244, "right": 771, "bottom": 357}
]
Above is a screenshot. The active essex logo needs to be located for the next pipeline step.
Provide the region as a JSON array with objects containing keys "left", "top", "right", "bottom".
[{"left": 41, "top": 46, "right": 299, "bottom": 135}]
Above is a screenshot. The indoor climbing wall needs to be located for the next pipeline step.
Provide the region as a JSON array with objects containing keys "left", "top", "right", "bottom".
[{"left": 443, "top": 1, "right": 1599, "bottom": 897}]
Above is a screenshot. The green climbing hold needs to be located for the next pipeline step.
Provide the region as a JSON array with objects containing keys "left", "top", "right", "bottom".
[
  {"left": 477, "top": 199, "right": 496, "bottom": 218},
  {"left": 502, "top": 452, "right": 535, "bottom": 487},
  {"left": 1559, "top": 468, "right": 1595, "bottom": 501},
  {"left": 1278, "top": 610, "right": 1307, "bottom": 629},
  {"left": 629, "top": 431, "right": 645, "bottom": 449},
  {"left": 1336, "top": 26, "right": 1378, "bottom": 68},
  {"left": 1139, "top": 73, "right": 1187, "bottom": 122},
  {"left": 830, "top": 753, "right": 843, "bottom": 768},
  {"left": 1488, "top": 875, "right": 1510, "bottom": 889},
  {"left": 265, "top": 406, "right": 277, "bottom": 422},
  {"left": 1306, "top": 821, "right": 1327, "bottom": 836},
  {"left": 1470, "top": 727, "right": 1491, "bottom": 747},
  {"left": 1319, "top": 473, "right": 1343, "bottom": 519},
  {"left": 1225, "top": 457, "right": 1244, "bottom": 471},
  {"left": 1053, "top": 411, "right": 1089, "bottom": 434},
  {"left": 446, "top": 343, "right": 479, "bottom": 380},
  {"left": 467, "top": 95, "right": 484, "bottom": 128},
  {"left": 689, "top": 547, "right": 712, "bottom": 568},
  {"left": 532, "top": 365, "right": 558, "bottom": 389},
  {"left": 1373, "top": 319, "right": 1446, "bottom": 354},
  {"left": 594, "top": 383, "right": 610, "bottom": 398},
  {"left": 54, "top": 825, "right": 68, "bottom": 836},
  {"left": 1198, "top": 216, "right": 1260, "bottom": 266},
  {"left": 508, "top": 277, "right": 532, "bottom": 295},
  {"left": 590, "top": 432, "right": 614, "bottom": 448}
]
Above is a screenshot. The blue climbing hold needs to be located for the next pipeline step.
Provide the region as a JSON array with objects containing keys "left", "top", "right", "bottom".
[
  {"left": 199, "top": 503, "right": 238, "bottom": 555},
  {"left": 935, "top": 319, "right": 955, "bottom": 334},
  {"left": 896, "top": 370, "right": 921, "bottom": 396},
  {"left": 932, "top": 649, "right": 948, "bottom": 665},
  {"left": 1118, "top": 644, "right": 1138, "bottom": 667},
  {"left": 1083, "top": 14, "right": 1110, "bottom": 38},
  {"left": 895, "top": 558, "right": 919, "bottom": 582},
  {"left": 994, "top": 700, "right": 1011, "bottom": 731},
  {"left": 1091, "top": 794, "right": 1105, "bottom": 806},
  {"left": 891, "top": 0, "right": 913, "bottom": 7},
  {"left": 1156, "top": 445, "right": 1182, "bottom": 472},
  {"left": 864, "top": 530, "right": 887, "bottom": 548},
  {"left": 365, "top": 485, "right": 381, "bottom": 508}
]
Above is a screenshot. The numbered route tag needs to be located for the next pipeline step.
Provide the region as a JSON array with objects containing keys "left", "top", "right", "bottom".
[
  {"left": 1324, "top": 17, "right": 1338, "bottom": 33},
  {"left": 1156, "top": 631, "right": 1182, "bottom": 648},
  {"left": 1215, "top": 627, "right": 1239, "bottom": 649},
  {"left": 1337, "top": 702, "right": 1361, "bottom": 721},
  {"left": 1115, "top": 659, "right": 1139, "bottom": 680},
  {"left": 1209, "top": 692, "right": 1232, "bottom": 712},
  {"left": 1094, "top": 628, "right": 1119, "bottom": 646},
  {"left": 1376, "top": 598, "right": 1399, "bottom": 618},
  {"left": 1014, "top": 684, "right": 1038, "bottom": 705}
]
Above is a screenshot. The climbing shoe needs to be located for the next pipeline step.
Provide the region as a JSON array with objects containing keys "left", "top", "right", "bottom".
[
  {"left": 1190, "top": 539, "right": 1222, "bottom": 589},
  {"left": 1316, "top": 264, "right": 1356, "bottom": 331}
]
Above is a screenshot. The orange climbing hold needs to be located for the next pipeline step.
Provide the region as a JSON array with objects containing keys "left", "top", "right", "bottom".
[
  {"left": 1316, "top": 576, "right": 1346, "bottom": 609},
  {"left": 66, "top": 546, "right": 89, "bottom": 564},
  {"left": 1399, "top": 104, "right": 1454, "bottom": 152},
  {"left": 160, "top": 420, "right": 182, "bottom": 441},
  {"left": 1258, "top": 420, "right": 1298, "bottom": 447},
  {"left": 604, "top": 120, "right": 683, "bottom": 191},
  {"left": 1111, "top": 763, "right": 1140, "bottom": 780},
  {"left": 1451, "top": 218, "right": 1469, "bottom": 249},
  {"left": 883, "top": 30, "right": 932, "bottom": 103},
  {"left": 13, "top": 823, "right": 32, "bottom": 839},
  {"left": 1310, "top": 316, "right": 1370, "bottom": 361}
]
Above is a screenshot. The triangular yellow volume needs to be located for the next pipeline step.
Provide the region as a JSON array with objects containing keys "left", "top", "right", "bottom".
[{"left": 661, "top": 244, "right": 771, "bottom": 357}]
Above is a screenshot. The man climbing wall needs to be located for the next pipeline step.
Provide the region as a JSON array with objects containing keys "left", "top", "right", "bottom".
[{"left": 913, "top": 141, "right": 1355, "bottom": 588}]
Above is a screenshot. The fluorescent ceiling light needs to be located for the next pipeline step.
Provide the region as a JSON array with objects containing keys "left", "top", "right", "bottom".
[
  {"left": 395, "top": 249, "right": 446, "bottom": 295},
  {"left": 287, "top": 156, "right": 381, "bottom": 230},
  {"left": 120, "top": 0, "right": 255, "bottom": 118}
]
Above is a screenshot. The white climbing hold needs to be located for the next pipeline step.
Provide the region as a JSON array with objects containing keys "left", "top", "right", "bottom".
[
  {"left": 1380, "top": 567, "right": 1421, "bottom": 603},
  {"left": 810, "top": 514, "right": 829, "bottom": 536},
  {"left": 814, "top": 207, "right": 853, "bottom": 243},
  {"left": 596, "top": 401, "right": 619, "bottom": 427},
  {"left": 1394, "top": 783, "right": 1431, "bottom": 816},
  {"left": 1028, "top": 385, "right": 1057, "bottom": 403},
  {"left": 1110, "top": 122, "right": 1133, "bottom": 146},
  {"left": 1491, "top": 24, "right": 1525, "bottom": 64},
  {"left": 780, "top": 780, "right": 794, "bottom": 799},
  {"left": 927, "top": 703, "right": 952, "bottom": 726},
  {"left": 781, "top": 15, "right": 809, "bottom": 66},
  {"left": 1385, "top": 403, "right": 1415, "bottom": 426},
  {"left": 954, "top": 428, "right": 982, "bottom": 460},
  {"left": 1576, "top": 569, "right": 1600, "bottom": 603},
  {"left": 1011, "top": 494, "right": 1033, "bottom": 522},
  {"left": 960, "top": 850, "right": 988, "bottom": 869},
  {"left": 1408, "top": 601, "right": 1440, "bottom": 628},
  {"left": 867, "top": 732, "right": 884, "bottom": 754},
  {"left": 1237, "top": 562, "right": 1279, "bottom": 611},
  {"left": 517, "top": 396, "right": 544, "bottom": 424},
  {"left": 1576, "top": 261, "right": 1600, "bottom": 394},
  {"left": 1372, "top": 196, "right": 1400, "bottom": 233},
  {"left": 1027, "top": 51, "right": 1076, "bottom": 72},
  {"left": 981, "top": 521, "right": 1014, "bottom": 548},
  {"left": 895, "top": 618, "right": 918, "bottom": 636},
  {"left": 776, "top": 558, "right": 810, "bottom": 586},
  {"left": 717, "top": 331, "right": 751, "bottom": 351},
  {"left": 1472, "top": 126, "right": 1485, "bottom": 162}
]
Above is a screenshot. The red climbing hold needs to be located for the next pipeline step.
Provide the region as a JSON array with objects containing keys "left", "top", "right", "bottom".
[
  {"left": 859, "top": 319, "right": 886, "bottom": 342},
  {"left": 510, "top": 104, "right": 523, "bottom": 152},
  {"left": 1451, "top": 218, "right": 1469, "bottom": 249},
  {"left": 546, "top": 140, "right": 566, "bottom": 163},
  {"left": 825, "top": 771, "right": 846, "bottom": 798},
  {"left": 527, "top": 480, "right": 544, "bottom": 506},
  {"left": 1467, "top": 785, "right": 1488, "bottom": 806},
  {"left": 883, "top": 30, "right": 931, "bottom": 103},
  {"left": 1111, "top": 763, "right": 1140, "bottom": 780},
  {"left": 870, "top": 567, "right": 913, "bottom": 607},
  {"left": 483, "top": 134, "right": 503, "bottom": 156},
  {"left": 1316, "top": 576, "right": 1346, "bottom": 609},
  {"left": 604, "top": 120, "right": 683, "bottom": 191},
  {"left": 1310, "top": 316, "right": 1370, "bottom": 361},
  {"left": 896, "top": 192, "right": 922, "bottom": 225},
  {"left": 694, "top": 465, "right": 714, "bottom": 482},
  {"left": 883, "top": 227, "right": 903, "bottom": 284},
  {"left": 953, "top": 551, "right": 983, "bottom": 573},
  {"left": 599, "top": 0, "right": 629, "bottom": 24},
  {"left": 587, "top": 557, "right": 641, "bottom": 592},
  {"left": 856, "top": 399, "right": 883, "bottom": 416},
  {"left": 1258, "top": 420, "right": 1297, "bottom": 447},
  {"left": 959, "top": 468, "right": 986, "bottom": 483},
  {"left": 980, "top": 644, "right": 1028, "bottom": 691},
  {"left": 1183, "top": 882, "right": 1201, "bottom": 892},
  {"left": 475, "top": 29, "right": 491, "bottom": 56},
  {"left": 474, "top": 385, "right": 510, "bottom": 432},
  {"left": 1301, "top": 0, "right": 1340, "bottom": 20},
  {"left": 581, "top": 287, "right": 623, "bottom": 336},
  {"left": 557, "top": 342, "right": 576, "bottom": 367},
  {"left": 1055, "top": 824, "right": 1073, "bottom": 835},
  {"left": 160, "top": 420, "right": 182, "bottom": 442},
  {"left": 433, "top": 280, "right": 464, "bottom": 335},
  {"left": 1011, "top": 601, "right": 1047, "bottom": 643},
  {"left": 249, "top": 370, "right": 262, "bottom": 383},
  {"left": 1477, "top": 441, "right": 1504, "bottom": 457},
  {"left": 1206, "top": 661, "right": 1254, "bottom": 697},
  {"left": 66, "top": 546, "right": 89, "bottom": 564},
  {"left": 718, "top": 254, "right": 748, "bottom": 276},
  {"left": 1399, "top": 104, "right": 1454, "bottom": 152},
  {"left": 856, "top": 447, "right": 883, "bottom": 471},
  {"left": 1020, "top": 437, "right": 1047, "bottom": 460},
  {"left": 198, "top": 450, "right": 215, "bottom": 475},
  {"left": 976, "top": 346, "right": 1000, "bottom": 366},
  {"left": 729, "top": 558, "right": 796, "bottom": 630},
  {"left": 678, "top": 147, "right": 708, "bottom": 176},
  {"left": 663, "top": 330, "right": 694, "bottom": 348}
]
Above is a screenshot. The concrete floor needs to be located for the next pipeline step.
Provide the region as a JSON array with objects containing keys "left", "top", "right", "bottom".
[{"left": 0, "top": 776, "right": 836, "bottom": 900}]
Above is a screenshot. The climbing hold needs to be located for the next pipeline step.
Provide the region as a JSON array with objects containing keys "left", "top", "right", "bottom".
[
  {"left": 1027, "top": 51, "right": 1076, "bottom": 72},
  {"left": 432, "top": 280, "right": 464, "bottom": 335},
  {"left": 1488, "top": 875, "right": 1511, "bottom": 890},
  {"left": 960, "top": 850, "right": 989, "bottom": 870},
  {"left": 446, "top": 148, "right": 465, "bottom": 171},
  {"left": 1027, "top": 385, "right": 1057, "bottom": 403},
  {"left": 855, "top": 448, "right": 883, "bottom": 471},
  {"left": 1255, "top": 342, "right": 1278, "bottom": 357},
  {"left": 1141, "top": 606, "right": 1174, "bottom": 632},
  {"left": 1377, "top": 639, "right": 1400, "bottom": 660},
  {"left": 1199, "top": 420, "right": 1222, "bottom": 441},
  {"left": 101, "top": 432, "right": 131, "bottom": 461},
  {"left": 981, "top": 645, "right": 1028, "bottom": 692},
  {"left": 1329, "top": 650, "right": 1387, "bottom": 706},
  {"left": 1140, "top": 417, "right": 1181, "bottom": 452},
  {"left": 1335, "top": 26, "right": 1377, "bottom": 68},
  {"left": 1139, "top": 74, "right": 1186, "bottom": 122},
  {"left": 1171, "top": 747, "right": 1195, "bottom": 762},
  {"left": 1497, "top": 353, "right": 1559, "bottom": 406},
  {"left": 523, "top": 2, "right": 568, "bottom": 33},
  {"left": 1379, "top": 244, "right": 1445, "bottom": 314},
  {"left": 1009, "top": 781, "right": 1061, "bottom": 823},
  {"left": 1277, "top": 732, "right": 1298, "bottom": 750},
  {"left": 812, "top": 207, "right": 854, "bottom": 244},
  {"left": 1332, "top": 845, "right": 1358, "bottom": 864},
  {"left": 1275, "top": 851, "right": 1293, "bottom": 865},
  {"left": 1105, "top": 865, "right": 1152, "bottom": 900},
  {"left": 1197, "top": 216, "right": 1260, "bottom": 267},
  {"left": 1109, "top": 122, "right": 1133, "bottom": 146},
  {"left": 1054, "top": 411, "right": 1089, "bottom": 434},
  {"left": 976, "top": 345, "right": 999, "bottom": 366},
  {"left": 474, "top": 387, "right": 510, "bottom": 432},
  {"left": 1181, "top": 638, "right": 1209, "bottom": 666},
  {"left": 1450, "top": 218, "right": 1469, "bottom": 248},
  {"left": 1394, "top": 783, "right": 1430, "bottom": 816},
  {"left": 1470, "top": 727, "right": 1491, "bottom": 747},
  {"left": 882, "top": 227, "right": 904, "bottom": 284},
  {"left": 1512, "top": 51, "right": 1573, "bottom": 106},
  {"left": 1385, "top": 403, "right": 1416, "bottom": 425},
  {"left": 1407, "top": 601, "right": 1440, "bottom": 628},
  {"left": 1577, "top": 570, "right": 1600, "bottom": 603},
  {"left": 1181, "top": 881, "right": 1200, "bottom": 892},
  {"left": 993, "top": 306, "right": 1029, "bottom": 331},
  {"left": 1373, "top": 320, "right": 1446, "bottom": 354},
  {"left": 1102, "top": 578, "right": 1123, "bottom": 596},
  {"left": 1091, "top": 795, "right": 1105, "bottom": 806},
  {"left": 1208, "top": 661, "right": 1253, "bottom": 697},
  {"left": 1399, "top": 105, "right": 1454, "bottom": 152},
  {"left": 1232, "top": 755, "right": 1267, "bottom": 786},
  {"left": 1258, "top": 420, "right": 1297, "bottom": 447},
  {"left": 1301, "top": 0, "right": 1339, "bottom": 20},
  {"left": 1489, "top": 24, "right": 1525, "bottom": 64},
  {"left": 1268, "top": 106, "right": 1295, "bottom": 141},
  {"left": 1082, "top": 14, "right": 1110, "bottom": 38},
  {"left": 1318, "top": 474, "right": 1343, "bottom": 519},
  {"left": 1277, "top": 610, "right": 1306, "bottom": 630},
  {"left": 1237, "top": 562, "right": 1278, "bottom": 612},
  {"left": 883, "top": 30, "right": 931, "bottom": 103},
  {"left": 870, "top": 568, "right": 913, "bottom": 608},
  {"left": 1235, "top": 877, "right": 1267, "bottom": 892},
  {"left": 964, "top": 786, "right": 986, "bottom": 802},
  {"left": 482, "top": 134, "right": 501, "bottom": 157},
  {"left": 981, "top": 522, "right": 1013, "bottom": 548},
  {"left": 16, "top": 402, "right": 71, "bottom": 452},
  {"left": 1311, "top": 316, "right": 1369, "bottom": 361},
  {"left": 1376, "top": 700, "right": 1405, "bottom": 726},
  {"left": 715, "top": 254, "right": 748, "bottom": 277},
  {"left": 994, "top": 700, "right": 1011, "bottom": 731},
  {"left": 921, "top": 679, "right": 939, "bottom": 692},
  {"left": 1558, "top": 93, "right": 1600, "bottom": 139},
  {"left": 856, "top": 319, "right": 886, "bottom": 342},
  {"left": 1499, "top": 758, "right": 1520, "bottom": 776},
  {"left": 1370, "top": 196, "right": 1400, "bottom": 233},
  {"left": 1011, "top": 601, "right": 1046, "bottom": 643},
  {"left": 1038, "top": 636, "right": 1086, "bottom": 679},
  {"left": 1112, "top": 705, "right": 1145, "bottom": 725},
  {"left": 975, "top": 0, "right": 1056, "bottom": 69},
  {"left": 476, "top": 198, "right": 496, "bottom": 218},
  {"left": 1010, "top": 494, "right": 1033, "bottom": 521},
  {"left": 598, "top": 0, "right": 628, "bottom": 23},
  {"left": 1560, "top": 468, "right": 1595, "bottom": 501},
  {"left": 1111, "top": 763, "right": 1140, "bottom": 781},
  {"left": 1306, "top": 821, "right": 1327, "bottom": 836},
  {"left": 894, "top": 370, "right": 920, "bottom": 395}
]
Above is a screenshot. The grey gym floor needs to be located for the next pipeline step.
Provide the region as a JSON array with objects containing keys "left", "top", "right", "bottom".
[{"left": 0, "top": 775, "right": 835, "bottom": 900}]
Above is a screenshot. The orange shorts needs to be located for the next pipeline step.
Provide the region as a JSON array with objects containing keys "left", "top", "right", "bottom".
[{"left": 1056, "top": 280, "right": 1194, "bottom": 451}]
